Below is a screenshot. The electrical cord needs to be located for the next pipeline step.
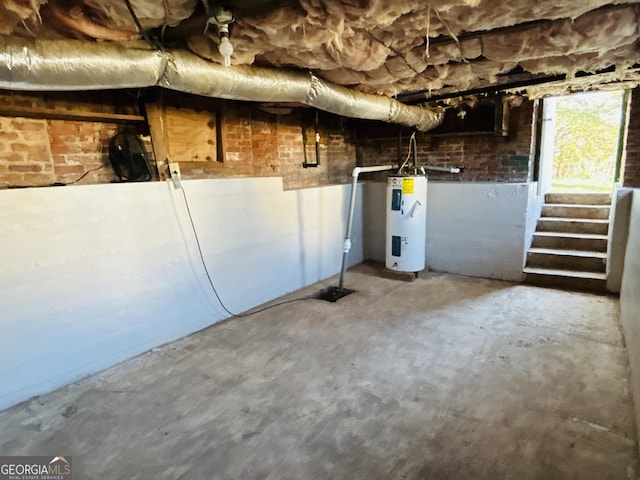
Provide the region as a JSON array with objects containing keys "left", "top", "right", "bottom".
[
  {"left": 160, "top": 0, "right": 170, "bottom": 42},
  {"left": 64, "top": 162, "right": 109, "bottom": 185},
  {"left": 124, "top": 0, "right": 164, "bottom": 51},
  {"left": 178, "top": 186, "right": 318, "bottom": 318},
  {"left": 398, "top": 131, "right": 417, "bottom": 174},
  {"left": 3, "top": 162, "right": 110, "bottom": 189}
]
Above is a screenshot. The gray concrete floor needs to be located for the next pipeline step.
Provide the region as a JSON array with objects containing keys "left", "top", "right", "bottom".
[{"left": 0, "top": 263, "right": 637, "bottom": 479}]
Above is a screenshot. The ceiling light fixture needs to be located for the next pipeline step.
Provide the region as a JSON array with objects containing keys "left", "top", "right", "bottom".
[{"left": 207, "top": 6, "right": 235, "bottom": 67}]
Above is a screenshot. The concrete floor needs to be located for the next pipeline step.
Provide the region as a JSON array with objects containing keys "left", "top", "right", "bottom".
[{"left": 0, "top": 263, "right": 637, "bottom": 479}]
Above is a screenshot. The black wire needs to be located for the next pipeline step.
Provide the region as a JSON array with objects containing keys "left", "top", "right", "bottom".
[
  {"left": 65, "top": 162, "right": 109, "bottom": 185},
  {"left": 123, "top": 0, "right": 164, "bottom": 51},
  {"left": 200, "top": 0, "right": 210, "bottom": 17},
  {"left": 3, "top": 163, "right": 110, "bottom": 189},
  {"left": 160, "top": 0, "right": 170, "bottom": 43},
  {"left": 178, "top": 186, "right": 317, "bottom": 318}
]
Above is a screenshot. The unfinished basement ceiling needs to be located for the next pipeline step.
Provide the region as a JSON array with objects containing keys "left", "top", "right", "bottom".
[{"left": 2, "top": 0, "right": 640, "bottom": 103}]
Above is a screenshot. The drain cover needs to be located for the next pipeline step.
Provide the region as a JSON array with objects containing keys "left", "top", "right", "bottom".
[{"left": 316, "top": 286, "right": 356, "bottom": 302}]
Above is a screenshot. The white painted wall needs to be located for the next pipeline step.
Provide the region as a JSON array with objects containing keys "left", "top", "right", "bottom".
[
  {"left": 525, "top": 182, "right": 544, "bottom": 251},
  {"left": 619, "top": 189, "right": 640, "bottom": 451},
  {"left": 0, "top": 178, "right": 362, "bottom": 411},
  {"left": 364, "top": 181, "right": 531, "bottom": 281},
  {"left": 608, "top": 187, "right": 633, "bottom": 292}
]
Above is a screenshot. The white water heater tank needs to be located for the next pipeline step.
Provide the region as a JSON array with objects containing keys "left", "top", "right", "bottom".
[{"left": 385, "top": 175, "right": 427, "bottom": 272}]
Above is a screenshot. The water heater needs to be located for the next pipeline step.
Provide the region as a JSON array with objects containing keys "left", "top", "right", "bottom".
[{"left": 385, "top": 175, "right": 427, "bottom": 272}]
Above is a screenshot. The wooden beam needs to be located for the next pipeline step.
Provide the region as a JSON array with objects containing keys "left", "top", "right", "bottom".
[
  {"left": 144, "top": 102, "right": 171, "bottom": 180},
  {"left": 0, "top": 105, "right": 145, "bottom": 124},
  {"left": 406, "top": 64, "right": 633, "bottom": 103},
  {"left": 399, "top": 72, "right": 564, "bottom": 104},
  {"left": 427, "top": 3, "right": 634, "bottom": 48}
]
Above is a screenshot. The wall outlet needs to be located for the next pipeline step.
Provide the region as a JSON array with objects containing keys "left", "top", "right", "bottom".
[
  {"left": 169, "top": 162, "right": 182, "bottom": 189},
  {"left": 169, "top": 161, "right": 181, "bottom": 177}
]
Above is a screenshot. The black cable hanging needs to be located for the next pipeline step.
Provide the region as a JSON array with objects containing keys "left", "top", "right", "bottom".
[
  {"left": 63, "top": 163, "right": 109, "bottom": 185},
  {"left": 123, "top": 0, "right": 165, "bottom": 51},
  {"left": 178, "top": 186, "right": 318, "bottom": 318}
]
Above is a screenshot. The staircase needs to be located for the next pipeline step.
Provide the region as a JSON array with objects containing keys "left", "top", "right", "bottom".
[{"left": 524, "top": 192, "right": 612, "bottom": 292}]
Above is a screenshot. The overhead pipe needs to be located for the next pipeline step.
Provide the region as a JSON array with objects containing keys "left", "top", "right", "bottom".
[
  {"left": 0, "top": 36, "right": 444, "bottom": 132},
  {"left": 423, "top": 165, "right": 461, "bottom": 173},
  {"left": 338, "top": 165, "right": 395, "bottom": 289}
]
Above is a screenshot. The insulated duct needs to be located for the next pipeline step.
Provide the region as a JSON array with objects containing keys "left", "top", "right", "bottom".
[{"left": 0, "top": 36, "right": 444, "bottom": 132}]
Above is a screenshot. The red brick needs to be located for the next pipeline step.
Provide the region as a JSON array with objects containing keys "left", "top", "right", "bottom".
[
  {"left": 0, "top": 131, "right": 20, "bottom": 142},
  {"left": 0, "top": 152, "right": 27, "bottom": 162},
  {"left": 9, "top": 164, "right": 43, "bottom": 173},
  {"left": 624, "top": 90, "right": 640, "bottom": 187},
  {"left": 20, "top": 120, "right": 48, "bottom": 131},
  {"left": 54, "top": 164, "right": 86, "bottom": 175},
  {"left": 21, "top": 173, "right": 55, "bottom": 186},
  {"left": 47, "top": 121, "right": 82, "bottom": 135},
  {"left": 11, "top": 143, "right": 50, "bottom": 158},
  {"left": 50, "top": 143, "right": 84, "bottom": 155},
  {"left": 20, "top": 131, "right": 49, "bottom": 142}
]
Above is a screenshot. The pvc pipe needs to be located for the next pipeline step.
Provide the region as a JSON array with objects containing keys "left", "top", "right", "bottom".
[
  {"left": 424, "top": 165, "right": 461, "bottom": 173},
  {"left": 338, "top": 164, "right": 394, "bottom": 288},
  {"left": 352, "top": 165, "right": 395, "bottom": 177}
]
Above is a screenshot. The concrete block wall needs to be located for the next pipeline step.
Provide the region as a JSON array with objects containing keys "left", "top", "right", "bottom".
[
  {"left": 0, "top": 178, "right": 363, "bottom": 411},
  {"left": 356, "top": 99, "right": 535, "bottom": 183},
  {"left": 618, "top": 189, "right": 640, "bottom": 451},
  {"left": 363, "top": 181, "right": 533, "bottom": 281},
  {"left": 609, "top": 89, "right": 640, "bottom": 292},
  {"left": 608, "top": 188, "right": 634, "bottom": 292}
]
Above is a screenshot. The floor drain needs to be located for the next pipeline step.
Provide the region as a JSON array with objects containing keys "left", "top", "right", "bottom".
[{"left": 316, "top": 286, "right": 356, "bottom": 302}]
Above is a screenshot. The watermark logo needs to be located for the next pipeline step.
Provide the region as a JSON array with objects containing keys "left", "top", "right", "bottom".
[{"left": 0, "top": 456, "right": 72, "bottom": 479}]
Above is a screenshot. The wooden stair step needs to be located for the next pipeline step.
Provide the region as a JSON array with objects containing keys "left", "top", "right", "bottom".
[
  {"left": 531, "top": 232, "right": 608, "bottom": 252},
  {"left": 523, "top": 266, "right": 607, "bottom": 280},
  {"left": 541, "top": 204, "right": 610, "bottom": 220},
  {"left": 545, "top": 193, "right": 612, "bottom": 205},
  {"left": 527, "top": 248, "right": 607, "bottom": 258},
  {"left": 532, "top": 231, "right": 608, "bottom": 240},
  {"left": 523, "top": 267, "right": 607, "bottom": 293},
  {"left": 526, "top": 248, "right": 606, "bottom": 273},
  {"left": 536, "top": 217, "right": 609, "bottom": 235}
]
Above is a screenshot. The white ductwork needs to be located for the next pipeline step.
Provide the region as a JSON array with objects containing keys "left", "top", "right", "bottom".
[{"left": 0, "top": 36, "right": 444, "bottom": 132}]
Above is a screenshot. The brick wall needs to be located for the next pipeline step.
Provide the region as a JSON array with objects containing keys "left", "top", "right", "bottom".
[
  {"left": 158, "top": 94, "right": 356, "bottom": 190},
  {"left": 0, "top": 90, "right": 146, "bottom": 188},
  {"left": 3, "top": 88, "right": 638, "bottom": 191},
  {"left": 355, "top": 98, "right": 535, "bottom": 182},
  {"left": 0, "top": 97, "right": 119, "bottom": 188},
  {"left": 0, "top": 89, "right": 356, "bottom": 190},
  {"left": 623, "top": 88, "right": 640, "bottom": 188}
]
